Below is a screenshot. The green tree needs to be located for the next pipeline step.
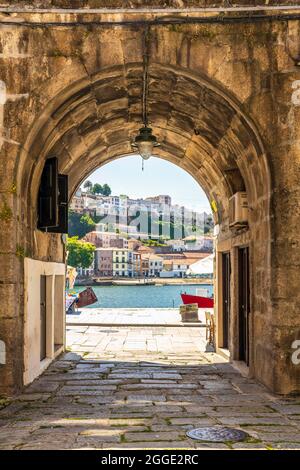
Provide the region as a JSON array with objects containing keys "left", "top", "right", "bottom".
[
  {"left": 80, "top": 214, "right": 96, "bottom": 236},
  {"left": 68, "top": 210, "right": 95, "bottom": 238},
  {"left": 67, "top": 236, "right": 95, "bottom": 269},
  {"left": 101, "top": 184, "right": 111, "bottom": 196},
  {"left": 91, "top": 183, "right": 103, "bottom": 194},
  {"left": 83, "top": 180, "right": 93, "bottom": 192}
]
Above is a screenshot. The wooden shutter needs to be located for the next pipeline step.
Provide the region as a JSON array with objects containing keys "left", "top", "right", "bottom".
[
  {"left": 50, "top": 174, "right": 68, "bottom": 233},
  {"left": 37, "top": 157, "right": 58, "bottom": 229}
]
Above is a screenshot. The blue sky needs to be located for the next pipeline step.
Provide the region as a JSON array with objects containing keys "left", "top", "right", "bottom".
[{"left": 83, "top": 155, "right": 211, "bottom": 213}]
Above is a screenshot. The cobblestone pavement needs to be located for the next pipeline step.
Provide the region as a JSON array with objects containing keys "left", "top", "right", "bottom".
[{"left": 1, "top": 325, "right": 300, "bottom": 450}]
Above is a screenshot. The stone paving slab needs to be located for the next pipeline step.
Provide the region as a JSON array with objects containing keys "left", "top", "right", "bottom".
[
  {"left": 66, "top": 307, "right": 211, "bottom": 326},
  {"left": 0, "top": 324, "right": 300, "bottom": 450}
]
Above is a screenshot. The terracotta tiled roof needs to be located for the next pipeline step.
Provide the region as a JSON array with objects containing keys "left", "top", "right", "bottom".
[
  {"left": 182, "top": 252, "right": 211, "bottom": 259},
  {"left": 137, "top": 246, "right": 155, "bottom": 253}
]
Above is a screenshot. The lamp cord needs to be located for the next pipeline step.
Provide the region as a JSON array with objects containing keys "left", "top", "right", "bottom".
[{"left": 142, "top": 26, "right": 150, "bottom": 127}]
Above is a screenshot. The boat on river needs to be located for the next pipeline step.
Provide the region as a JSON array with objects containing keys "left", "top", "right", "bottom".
[
  {"left": 181, "top": 287, "right": 214, "bottom": 308},
  {"left": 66, "top": 287, "right": 98, "bottom": 313},
  {"left": 181, "top": 293, "right": 214, "bottom": 308}
]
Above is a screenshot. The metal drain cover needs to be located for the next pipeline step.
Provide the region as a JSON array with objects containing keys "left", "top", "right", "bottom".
[{"left": 186, "top": 426, "right": 249, "bottom": 442}]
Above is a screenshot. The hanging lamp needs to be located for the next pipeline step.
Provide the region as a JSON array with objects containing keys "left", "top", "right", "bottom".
[{"left": 132, "top": 27, "right": 159, "bottom": 165}]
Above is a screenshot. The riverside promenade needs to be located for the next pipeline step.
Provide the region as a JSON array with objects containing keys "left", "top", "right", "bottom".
[{"left": 66, "top": 307, "right": 210, "bottom": 327}]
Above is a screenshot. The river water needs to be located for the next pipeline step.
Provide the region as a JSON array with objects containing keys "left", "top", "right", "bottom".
[{"left": 72, "top": 284, "right": 213, "bottom": 308}]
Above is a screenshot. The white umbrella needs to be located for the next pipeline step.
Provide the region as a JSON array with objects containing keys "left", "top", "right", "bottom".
[{"left": 187, "top": 254, "right": 214, "bottom": 275}]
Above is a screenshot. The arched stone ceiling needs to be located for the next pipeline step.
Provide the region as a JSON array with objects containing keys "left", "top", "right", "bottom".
[{"left": 23, "top": 63, "right": 268, "bottom": 223}]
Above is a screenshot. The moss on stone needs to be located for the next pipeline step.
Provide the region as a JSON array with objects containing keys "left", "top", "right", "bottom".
[
  {"left": 0, "top": 202, "right": 12, "bottom": 222},
  {"left": 48, "top": 49, "right": 67, "bottom": 58},
  {"left": 10, "top": 183, "right": 17, "bottom": 194},
  {"left": 16, "top": 245, "right": 27, "bottom": 258},
  {"left": 0, "top": 397, "right": 11, "bottom": 409}
]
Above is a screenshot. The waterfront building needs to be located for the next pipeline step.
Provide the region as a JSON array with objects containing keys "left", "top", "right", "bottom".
[
  {"left": 76, "top": 263, "right": 95, "bottom": 278},
  {"left": 94, "top": 248, "right": 113, "bottom": 277},
  {"left": 171, "top": 260, "right": 188, "bottom": 277},
  {"left": 147, "top": 254, "right": 164, "bottom": 277},
  {"left": 112, "top": 249, "right": 133, "bottom": 277},
  {"left": 83, "top": 231, "right": 128, "bottom": 249},
  {"left": 132, "top": 252, "right": 142, "bottom": 277},
  {"left": 141, "top": 256, "right": 150, "bottom": 278},
  {"left": 160, "top": 253, "right": 202, "bottom": 277}
]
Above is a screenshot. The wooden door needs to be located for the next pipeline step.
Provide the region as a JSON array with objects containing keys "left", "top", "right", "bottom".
[
  {"left": 40, "top": 275, "right": 47, "bottom": 361},
  {"left": 222, "top": 252, "right": 231, "bottom": 349},
  {"left": 238, "top": 247, "right": 250, "bottom": 365}
]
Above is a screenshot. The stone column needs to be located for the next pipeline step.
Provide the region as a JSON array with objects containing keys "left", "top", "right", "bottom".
[
  {"left": 0, "top": 146, "right": 24, "bottom": 395},
  {"left": 267, "top": 40, "right": 300, "bottom": 394},
  {"left": 0, "top": 74, "right": 28, "bottom": 394}
]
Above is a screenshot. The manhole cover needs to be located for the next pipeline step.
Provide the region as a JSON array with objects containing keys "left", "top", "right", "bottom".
[{"left": 186, "top": 426, "right": 249, "bottom": 442}]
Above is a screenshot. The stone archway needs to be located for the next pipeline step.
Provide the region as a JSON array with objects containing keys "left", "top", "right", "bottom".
[
  {"left": 19, "top": 63, "right": 270, "bottom": 239},
  {"left": 13, "top": 63, "right": 273, "bottom": 392},
  {"left": 1, "top": 6, "right": 299, "bottom": 397}
]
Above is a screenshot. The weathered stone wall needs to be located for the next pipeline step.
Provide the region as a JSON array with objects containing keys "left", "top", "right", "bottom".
[
  {"left": 1, "top": 1, "right": 300, "bottom": 8},
  {"left": 0, "top": 4, "right": 299, "bottom": 394}
]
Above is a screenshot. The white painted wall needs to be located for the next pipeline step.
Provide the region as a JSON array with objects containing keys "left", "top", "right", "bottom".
[{"left": 23, "top": 258, "right": 65, "bottom": 385}]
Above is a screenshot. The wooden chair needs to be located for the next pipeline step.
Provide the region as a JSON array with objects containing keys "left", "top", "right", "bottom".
[
  {"left": 205, "top": 311, "right": 211, "bottom": 341},
  {"left": 210, "top": 313, "right": 215, "bottom": 345}
]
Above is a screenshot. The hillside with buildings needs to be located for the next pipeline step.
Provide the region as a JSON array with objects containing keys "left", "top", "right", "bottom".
[{"left": 68, "top": 188, "right": 214, "bottom": 281}]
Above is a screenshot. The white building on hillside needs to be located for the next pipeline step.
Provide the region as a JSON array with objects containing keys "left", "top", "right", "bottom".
[
  {"left": 183, "top": 236, "right": 213, "bottom": 252},
  {"left": 165, "top": 239, "right": 185, "bottom": 251}
]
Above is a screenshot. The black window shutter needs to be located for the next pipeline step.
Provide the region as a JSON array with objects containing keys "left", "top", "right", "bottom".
[
  {"left": 50, "top": 174, "right": 68, "bottom": 234},
  {"left": 37, "top": 157, "right": 58, "bottom": 229}
]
